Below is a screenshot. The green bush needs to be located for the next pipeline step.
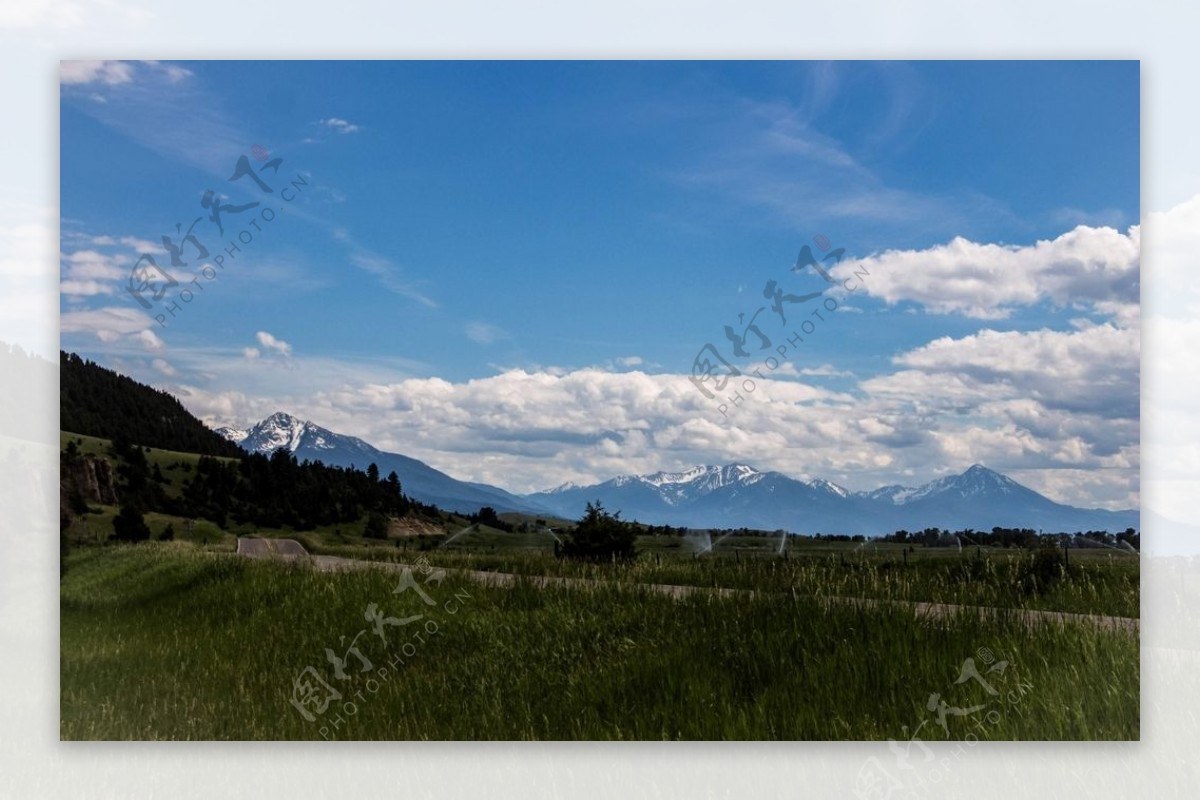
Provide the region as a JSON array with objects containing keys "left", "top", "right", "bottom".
[
  {"left": 111, "top": 504, "right": 151, "bottom": 543},
  {"left": 560, "top": 501, "right": 636, "bottom": 562}
]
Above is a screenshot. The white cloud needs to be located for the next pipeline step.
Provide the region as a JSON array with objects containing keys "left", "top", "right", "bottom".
[
  {"left": 255, "top": 330, "right": 292, "bottom": 357},
  {"left": 60, "top": 60, "right": 191, "bottom": 87},
  {"left": 830, "top": 224, "right": 1140, "bottom": 320},
  {"left": 60, "top": 305, "right": 154, "bottom": 337},
  {"left": 672, "top": 81, "right": 1008, "bottom": 235},
  {"left": 117, "top": 235, "right": 160, "bottom": 254},
  {"left": 60, "top": 60, "right": 133, "bottom": 85},
  {"left": 151, "top": 358, "right": 176, "bottom": 376},
  {"left": 59, "top": 279, "right": 113, "bottom": 297},
  {"left": 320, "top": 117, "right": 360, "bottom": 134},
  {"left": 59, "top": 248, "right": 130, "bottom": 298},
  {"left": 135, "top": 329, "right": 165, "bottom": 351},
  {"left": 332, "top": 227, "right": 437, "bottom": 307},
  {"left": 617, "top": 356, "right": 644, "bottom": 367},
  {"left": 784, "top": 363, "right": 854, "bottom": 379},
  {"left": 170, "top": 351, "right": 1136, "bottom": 508},
  {"left": 140, "top": 60, "right": 192, "bottom": 83},
  {"left": 62, "top": 249, "right": 128, "bottom": 281},
  {"left": 242, "top": 347, "right": 260, "bottom": 360},
  {"left": 884, "top": 324, "right": 1139, "bottom": 419}
]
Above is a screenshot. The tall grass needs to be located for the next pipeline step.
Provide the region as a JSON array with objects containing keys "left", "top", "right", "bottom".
[
  {"left": 299, "top": 543, "right": 1139, "bottom": 618},
  {"left": 61, "top": 544, "right": 1138, "bottom": 740}
]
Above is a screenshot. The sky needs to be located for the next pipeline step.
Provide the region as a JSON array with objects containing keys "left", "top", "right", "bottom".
[{"left": 58, "top": 60, "right": 1141, "bottom": 508}]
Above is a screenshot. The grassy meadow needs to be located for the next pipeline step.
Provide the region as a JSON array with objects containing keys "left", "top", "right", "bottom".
[
  {"left": 59, "top": 430, "right": 1140, "bottom": 740},
  {"left": 61, "top": 543, "right": 1138, "bottom": 740}
]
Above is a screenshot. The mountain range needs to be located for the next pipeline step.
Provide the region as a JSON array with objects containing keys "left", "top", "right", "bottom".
[
  {"left": 527, "top": 463, "right": 1139, "bottom": 535},
  {"left": 218, "top": 412, "right": 1138, "bottom": 535},
  {"left": 216, "top": 412, "right": 548, "bottom": 516}
]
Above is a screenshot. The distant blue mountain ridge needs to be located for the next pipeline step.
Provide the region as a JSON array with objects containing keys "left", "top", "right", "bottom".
[{"left": 218, "top": 413, "right": 1138, "bottom": 535}]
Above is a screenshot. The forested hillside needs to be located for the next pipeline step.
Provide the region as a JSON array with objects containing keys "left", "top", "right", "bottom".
[{"left": 60, "top": 351, "right": 243, "bottom": 457}]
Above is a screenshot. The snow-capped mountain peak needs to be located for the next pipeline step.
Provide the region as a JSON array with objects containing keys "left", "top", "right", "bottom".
[
  {"left": 215, "top": 412, "right": 549, "bottom": 516},
  {"left": 214, "top": 426, "right": 248, "bottom": 444},
  {"left": 641, "top": 464, "right": 760, "bottom": 488},
  {"left": 544, "top": 464, "right": 765, "bottom": 504},
  {"left": 526, "top": 462, "right": 1138, "bottom": 535},
  {"left": 807, "top": 477, "right": 850, "bottom": 497},
  {"left": 237, "top": 411, "right": 309, "bottom": 454},
  {"left": 638, "top": 464, "right": 763, "bottom": 504},
  {"left": 907, "top": 464, "right": 1018, "bottom": 501}
]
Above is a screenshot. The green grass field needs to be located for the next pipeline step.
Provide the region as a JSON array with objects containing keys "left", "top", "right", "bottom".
[
  {"left": 297, "top": 538, "right": 1140, "bottom": 619},
  {"left": 59, "top": 430, "right": 1140, "bottom": 740},
  {"left": 61, "top": 543, "right": 1138, "bottom": 740}
]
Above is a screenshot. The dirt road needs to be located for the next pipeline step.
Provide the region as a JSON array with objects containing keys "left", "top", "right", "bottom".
[{"left": 234, "top": 537, "right": 1139, "bottom": 633}]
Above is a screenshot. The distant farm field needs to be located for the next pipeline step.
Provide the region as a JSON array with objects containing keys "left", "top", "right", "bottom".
[{"left": 60, "top": 544, "right": 1138, "bottom": 740}]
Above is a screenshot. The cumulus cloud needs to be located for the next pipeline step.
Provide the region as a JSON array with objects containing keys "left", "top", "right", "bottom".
[
  {"left": 255, "top": 330, "right": 292, "bottom": 357},
  {"left": 882, "top": 324, "right": 1139, "bottom": 419},
  {"left": 831, "top": 224, "right": 1140, "bottom": 320},
  {"left": 176, "top": 349, "right": 1136, "bottom": 508}
]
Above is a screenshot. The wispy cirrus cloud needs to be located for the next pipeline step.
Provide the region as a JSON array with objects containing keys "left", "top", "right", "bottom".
[
  {"left": 668, "top": 69, "right": 1010, "bottom": 240},
  {"left": 332, "top": 226, "right": 437, "bottom": 308},
  {"left": 61, "top": 64, "right": 436, "bottom": 312}
]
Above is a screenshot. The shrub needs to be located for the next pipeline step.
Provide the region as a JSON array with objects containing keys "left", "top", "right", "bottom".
[
  {"left": 111, "top": 504, "right": 151, "bottom": 543},
  {"left": 1020, "top": 545, "right": 1069, "bottom": 596},
  {"left": 560, "top": 501, "right": 637, "bottom": 562}
]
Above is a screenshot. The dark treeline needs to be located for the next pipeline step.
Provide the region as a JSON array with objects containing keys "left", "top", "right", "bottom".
[
  {"left": 466, "top": 506, "right": 514, "bottom": 532},
  {"left": 60, "top": 351, "right": 243, "bottom": 458},
  {"left": 72, "top": 436, "right": 440, "bottom": 535},
  {"left": 881, "top": 526, "right": 1140, "bottom": 551},
  {"left": 638, "top": 521, "right": 1138, "bottom": 550}
]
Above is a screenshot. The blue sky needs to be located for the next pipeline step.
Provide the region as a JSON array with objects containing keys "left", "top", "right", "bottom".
[{"left": 59, "top": 60, "right": 1140, "bottom": 506}]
